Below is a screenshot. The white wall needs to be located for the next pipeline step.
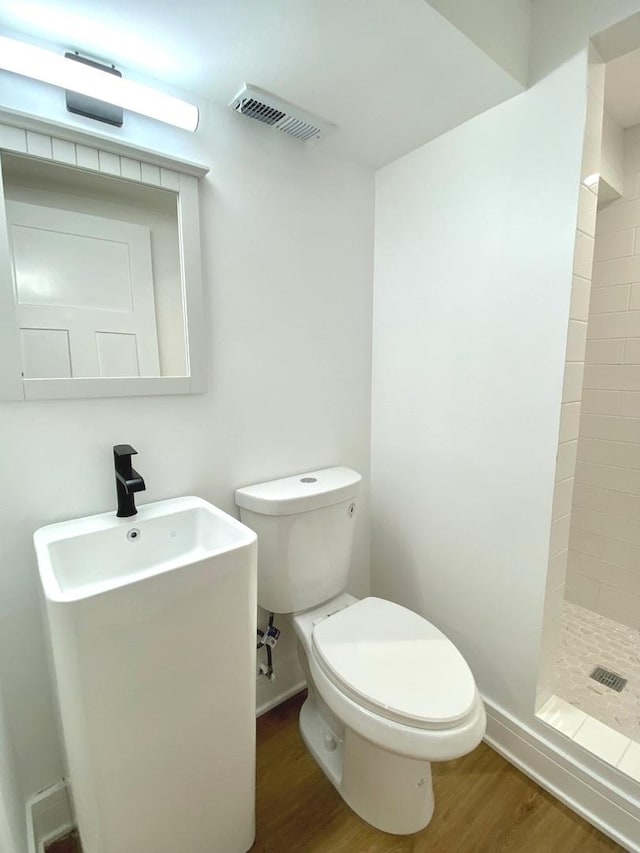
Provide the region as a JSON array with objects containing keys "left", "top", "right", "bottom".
[
  {"left": 372, "top": 61, "right": 583, "bottom": 718},
  {"left": 426, "top": 0, "right": 530, "bottom": 86},
  {"left": 0, "top": 687, "right": 24, "bottom": 853},
  {"left": 530, "top": 1, "right": 640, "bottom": 82},
  {"left": 371, "top": 0, "right": 640, "bottom": 806},
  {"left": 0, "top": 78, "right": 374, "bottom": 807}
]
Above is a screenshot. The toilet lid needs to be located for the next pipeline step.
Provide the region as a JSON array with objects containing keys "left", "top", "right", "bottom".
[{"left": 312, "top": 597, "right": 477, "bottom": 728}]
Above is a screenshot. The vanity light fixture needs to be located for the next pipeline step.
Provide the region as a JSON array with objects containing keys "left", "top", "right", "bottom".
[{"left": 0, "top": 35, "right": 199, "bottom": 131}]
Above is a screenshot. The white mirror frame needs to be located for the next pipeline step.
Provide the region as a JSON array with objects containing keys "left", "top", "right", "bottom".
[{"left": 0, "top": 110, "right": 209, "bottom": 400}]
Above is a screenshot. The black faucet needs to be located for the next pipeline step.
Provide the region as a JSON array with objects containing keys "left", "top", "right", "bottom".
[{"left": 113, "top": 444, "right": 146, "bottom": 517}]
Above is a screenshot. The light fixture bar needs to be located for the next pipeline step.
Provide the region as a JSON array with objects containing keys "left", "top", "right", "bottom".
[{"left": 0, "top": 36, "right": 199, "bottom": 132}]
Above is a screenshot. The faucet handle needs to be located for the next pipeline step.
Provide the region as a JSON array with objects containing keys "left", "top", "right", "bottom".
[{"left": 114, "top": 444, "right": 138, "bottom": 457}]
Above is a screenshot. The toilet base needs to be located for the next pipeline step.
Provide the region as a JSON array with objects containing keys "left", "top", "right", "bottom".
[
  {"left": 299, "top": 692, "right": 435, "bottom": 835},
  {"left": 341, "top": 727, "right": 435, "bottom": 835}
]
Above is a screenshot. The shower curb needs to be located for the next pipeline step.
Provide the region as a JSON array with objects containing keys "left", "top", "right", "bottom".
[{"left": 485, "top": 698, "right": 639, "bottom": 852}]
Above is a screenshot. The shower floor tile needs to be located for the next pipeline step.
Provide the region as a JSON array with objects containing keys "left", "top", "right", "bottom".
[{"left": 556, "top": 602, "right": 640, "bottom": 743}]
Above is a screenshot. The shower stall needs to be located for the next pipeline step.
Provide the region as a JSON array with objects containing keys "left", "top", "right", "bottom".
[{"left": 538, "top": 45, "right": 640, "bottom": 779}]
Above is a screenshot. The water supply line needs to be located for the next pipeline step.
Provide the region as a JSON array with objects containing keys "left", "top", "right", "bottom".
[{"left": 257, "top": 612, "right": 280, "bottom": 681}]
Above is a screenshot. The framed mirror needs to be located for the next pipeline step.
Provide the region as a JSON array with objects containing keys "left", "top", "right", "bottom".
[{"left": 0, "top": 114, "right": 208, "bottom": 400}]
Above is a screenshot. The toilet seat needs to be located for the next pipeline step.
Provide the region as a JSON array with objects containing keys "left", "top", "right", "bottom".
[{"left": 312, "top": 597, "right": 477, "bottom": 730}]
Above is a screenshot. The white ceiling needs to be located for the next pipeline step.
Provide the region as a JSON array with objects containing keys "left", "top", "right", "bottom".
[
  {"left": 605, "top": 47, "right": 640, "bottom": 128},
  {"left": 0, "top": 0, "right": 524, "bottom": 167}
]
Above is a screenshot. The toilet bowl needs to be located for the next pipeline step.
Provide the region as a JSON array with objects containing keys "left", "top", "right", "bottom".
[
  {"left": 291, "top": 592, "right": 486, "bottom": 834},
  {"left": 235, "top": 467, "right": 486, "bottom": 835}
]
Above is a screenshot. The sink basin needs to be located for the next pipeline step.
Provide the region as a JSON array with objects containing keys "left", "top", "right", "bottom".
[
  {"left": 35, "top": 496, "right": 258, "bottom": 853},
  {"left": 35, "top": 495, "right": 255, "bottom": 602}
]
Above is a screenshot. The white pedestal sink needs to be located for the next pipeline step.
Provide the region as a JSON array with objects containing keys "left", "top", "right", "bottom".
[{"left": 35, "top": 496, "right": 257, "bottom": 853}]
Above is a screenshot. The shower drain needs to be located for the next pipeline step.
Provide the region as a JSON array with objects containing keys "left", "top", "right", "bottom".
[{"left": 590, "top": 666, "right": 627, "bottom": 693}]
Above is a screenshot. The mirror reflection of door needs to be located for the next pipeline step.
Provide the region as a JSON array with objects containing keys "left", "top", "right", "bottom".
[{"left": 6, "top": 200, "right": 160, "bottom": 378}]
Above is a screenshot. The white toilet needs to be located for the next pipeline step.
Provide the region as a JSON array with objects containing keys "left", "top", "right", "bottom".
[{"left": 235, "top": 466, "right": 486, "bottom": 835}]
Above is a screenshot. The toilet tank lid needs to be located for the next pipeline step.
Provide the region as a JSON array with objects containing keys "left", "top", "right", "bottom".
[{"left": 235, "top": 467, "right": 361, "bottom": 516}]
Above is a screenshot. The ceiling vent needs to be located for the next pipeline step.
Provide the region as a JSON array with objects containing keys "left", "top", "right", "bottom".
[{"left": 229, "top": 85, "right": 335, "bottom": 142}]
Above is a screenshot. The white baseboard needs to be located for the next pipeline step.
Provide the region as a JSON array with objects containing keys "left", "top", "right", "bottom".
[
  {"left": 257, "top": 678, "right": 306, "bottom": 717},
  {"left": 256, "top": 650, "right": 306, "bottom": 717},
  {"left": 26, "top": 781, "right": 74, "bottom": 853},
  {"left": 484, "top": 698, "right": 640, "bottom": 852}
]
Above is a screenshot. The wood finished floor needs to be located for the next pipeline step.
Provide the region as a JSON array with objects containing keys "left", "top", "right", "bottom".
[
  {"left": 45, "top": 690, "right": 624, "bottom": 853},
  {"left": 44, "top": 830, "right": 81, "bottom": 853},
  {"left": 250, "top": 691, "right": 623, "bottom": 853}
]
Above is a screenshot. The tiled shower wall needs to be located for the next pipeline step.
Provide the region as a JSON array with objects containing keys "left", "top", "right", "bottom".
[
  {"left": 537, "top": 50, "right": 604, "bottom": 707},
  {"left": 565, "top": 124, "right": 640, "bottom": 630}
]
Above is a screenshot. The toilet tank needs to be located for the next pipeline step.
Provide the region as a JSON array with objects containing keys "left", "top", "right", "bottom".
[{"left": 235, "top": 467, "right": 361, "bottom": 614}]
